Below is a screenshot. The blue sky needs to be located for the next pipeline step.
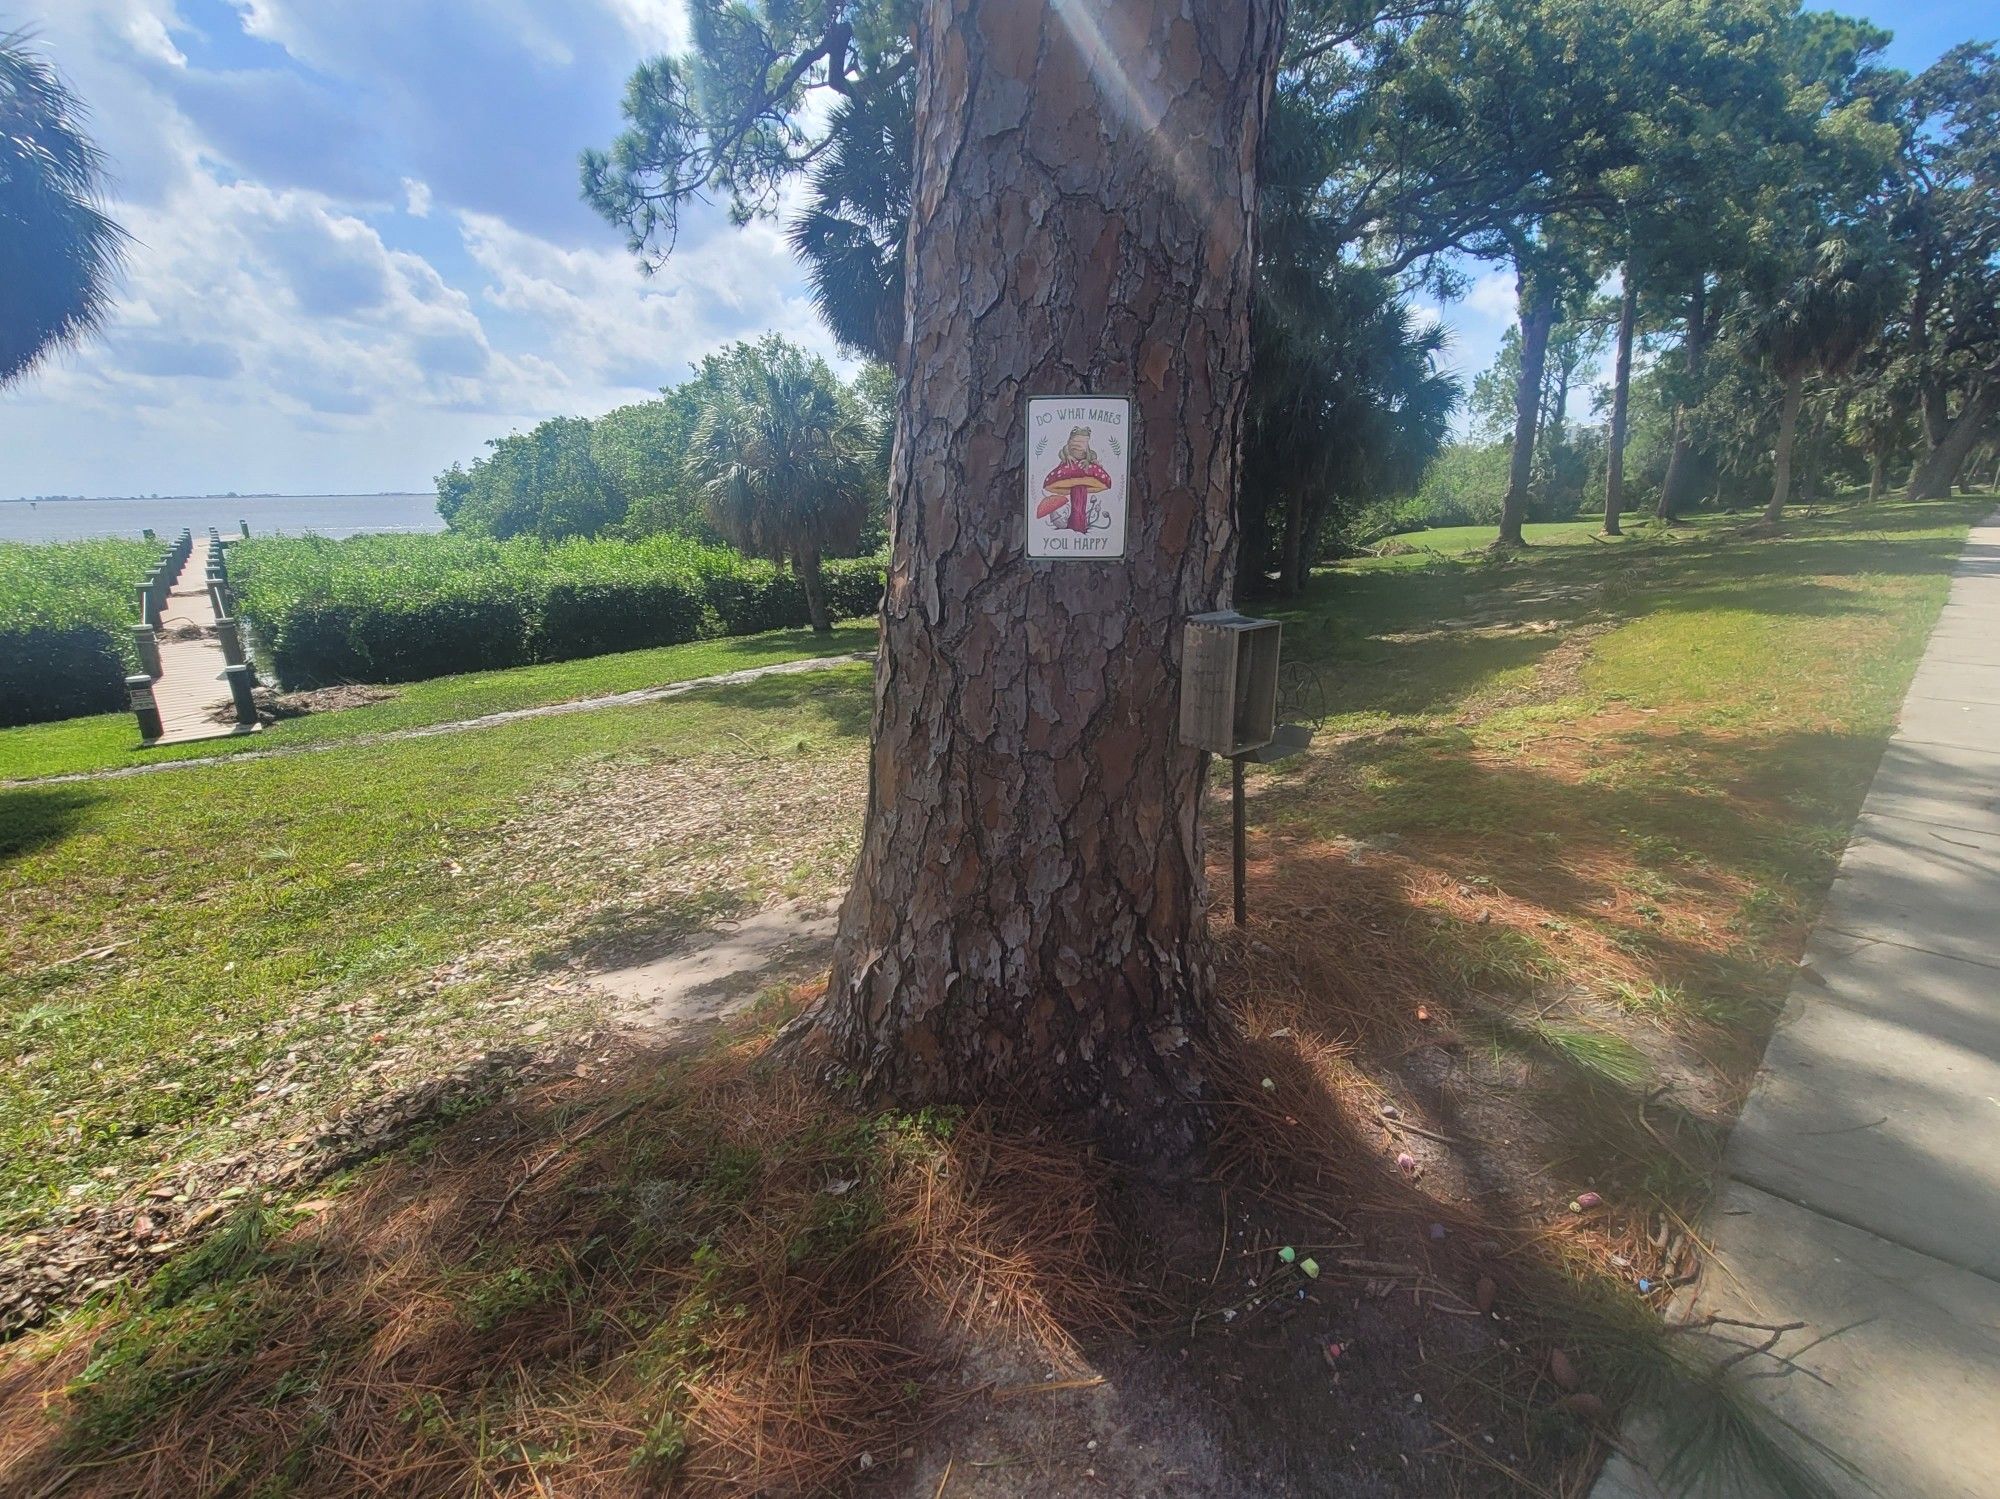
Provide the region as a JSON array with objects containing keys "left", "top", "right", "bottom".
[{"left": 1, "top": 1, "right": 1992, "bottom": 498}]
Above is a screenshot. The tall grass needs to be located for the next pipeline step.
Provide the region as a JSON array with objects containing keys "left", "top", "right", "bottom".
[
  {"left": 230, "top": 533, "right": 883, "bottom": 688},
  {"left": 0, "top": 539, "right": 159, "bottom": 726}
]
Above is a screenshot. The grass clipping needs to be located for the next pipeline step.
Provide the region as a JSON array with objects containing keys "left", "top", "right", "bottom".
[{"left": 0, "top": 1021, "right": 1131, "bottom": 1498}]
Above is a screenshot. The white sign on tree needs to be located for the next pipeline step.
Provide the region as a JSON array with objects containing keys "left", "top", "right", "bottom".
[{"left": 1024, "top": 396, "right": 1130, "bottom": 560}]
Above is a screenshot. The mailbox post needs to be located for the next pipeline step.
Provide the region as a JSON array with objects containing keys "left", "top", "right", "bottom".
[{"left": 1178, "top": 611, "right": 1318, "bottom": 926}]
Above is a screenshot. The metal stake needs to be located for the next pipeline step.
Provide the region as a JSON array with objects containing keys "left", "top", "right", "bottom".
[{"left": 1232, "top": 754, "right": 1246, "bottom": 926}]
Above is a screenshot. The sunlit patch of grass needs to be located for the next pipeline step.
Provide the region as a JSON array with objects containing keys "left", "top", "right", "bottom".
[
  {"left": 0, "top": 619, "right": 877, "bottom": 782},
  {"left": 1470, "top": 1009, "right": 1652, "bottom": 1091},
  {"left": 1610, "top": 979, "right": 1769, "bottom": 1033},
  {"left": 1420, "top": 920, "right": 1563, "bottom": 994},
  {"left": 0, "top": 666, "right": 876, "bottom": 1223}
]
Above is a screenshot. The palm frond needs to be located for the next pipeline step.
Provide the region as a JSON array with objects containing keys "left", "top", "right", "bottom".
[{"left": 0, "top": 30, "right": 130, "bottom": 385}]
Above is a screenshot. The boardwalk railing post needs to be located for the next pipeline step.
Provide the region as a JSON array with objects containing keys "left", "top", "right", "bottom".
[
  {"left": 127, "top": 675, "right": 163, "bottom": 742},
  {"left": 215, "top": 616, "right": 246, "bottom": 667},
  {"left": 224, "top": 663, "right": 259, "bottom": 725},
  {"left": 210, "top": 580, "right": 234, "bottom": 618},
  {"left": 131, "top": 623, "right": 163, "bottom": 678},
  {"left": 136, "top": 580, "right": 159, "bottom": 628}
]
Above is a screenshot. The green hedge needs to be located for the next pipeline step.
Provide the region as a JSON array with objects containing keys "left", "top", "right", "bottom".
[
  {"left": 0, "top": 539, "right": 161, "bottom": 727},
  {"left": 230, "top": 533, "right": 883, "bottom": 689}
]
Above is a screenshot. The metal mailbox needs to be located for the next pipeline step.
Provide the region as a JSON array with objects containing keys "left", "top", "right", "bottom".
[{"left": 1179, "top": 610, "right": 1282, "bottom": 757}]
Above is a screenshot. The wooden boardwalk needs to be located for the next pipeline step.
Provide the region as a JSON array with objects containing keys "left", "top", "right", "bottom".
[{"left": 151, "top": 537, "right": 255, "bottom": 746}]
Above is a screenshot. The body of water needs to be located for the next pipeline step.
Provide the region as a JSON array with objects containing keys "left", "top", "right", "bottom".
[{"left": 0, "top": 493, "right": 443, "bottom": 543}]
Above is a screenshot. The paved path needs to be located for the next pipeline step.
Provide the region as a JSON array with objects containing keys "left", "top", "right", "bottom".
[
  {"left": 151, "top": 536, "right": 246, "bottom": 746},
  {"left": 1599, "top": 512, "right": 2000, "bottom": 1498}
]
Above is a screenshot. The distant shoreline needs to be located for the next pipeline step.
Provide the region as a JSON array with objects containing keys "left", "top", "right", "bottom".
[{"left": 4, "top": 492, "right": 429, "bottom": 505}]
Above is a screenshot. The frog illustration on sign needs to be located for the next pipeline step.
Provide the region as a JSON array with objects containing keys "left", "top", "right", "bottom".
[{"left": 1034, "top": 426, "right": 1115, "bottom": 534}]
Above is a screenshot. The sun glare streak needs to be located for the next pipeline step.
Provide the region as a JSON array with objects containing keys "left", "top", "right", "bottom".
[{"left": 1046, "top": 0, "right": 1213, "bottom": 213}]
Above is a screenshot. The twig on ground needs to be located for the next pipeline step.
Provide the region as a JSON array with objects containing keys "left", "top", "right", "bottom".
[
  {"left": 988, "top": 1376, "right": 1105, "bottom": 1400},
  {"left": 487, "top": 1099, "right": 642, "bottom": 1226}
]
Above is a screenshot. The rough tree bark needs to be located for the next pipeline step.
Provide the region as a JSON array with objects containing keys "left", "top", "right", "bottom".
[
  {"left": 1656, "top": 279, "right": 1708, "bottom": 524},
  {"left": 1764, "top": 371, "right": 1805, "bottom": 525},
  {"left": 809, "top": 0, "right": 1285, "bottom": 1158},
  {"left": 1868, "top": 446, "right": 1887, "bottom": 502},
  {"left": 1603, "top": 268, "right": 1636, "bottom": 535},
  {"left": 1496, "top": 272, "right": 1556, "bottom": 548}
]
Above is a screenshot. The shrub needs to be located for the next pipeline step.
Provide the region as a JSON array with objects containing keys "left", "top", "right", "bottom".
[
  {"left": 701, "top": 564, "right": 812, "bottom": 636},
  {"left": 532, "top": 576, "right": 706, "bottom": 661},
  {"left": 0, "top": 539, "right": 160, "bottom": 727},
  {"left": 822, "top": 558, "right": 887, "bottom": 622},
  {"left": 229, "top": 533, "right": 886, "bottom": 690}
]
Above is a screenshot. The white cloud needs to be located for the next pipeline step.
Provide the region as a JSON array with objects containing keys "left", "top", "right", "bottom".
[
  {"left": 1465, "top": 270, "right": 1519, "bottom": 322},
  {"left": 604, "top": 0, "right": 691, "bottom": 54},
  {"left": 0, "top": 0, "right": 826, "bottom": 495},
  {"left": 459, "top": 207, "right": 843, "bottom": 395}
]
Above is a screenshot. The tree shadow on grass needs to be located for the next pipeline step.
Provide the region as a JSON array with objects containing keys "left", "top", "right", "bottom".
[
  {"left": 694, "top": 672, "right": 877, "bottom": 742},
  {"left": 0, "top": 785, "right": 101, "bottom": 866},
  {"left": 0, "top": 713, "right": 1922, "bottom": 1498},
  {"left": 0, "top": 808, "right": 1867, "bottom": 1499}
]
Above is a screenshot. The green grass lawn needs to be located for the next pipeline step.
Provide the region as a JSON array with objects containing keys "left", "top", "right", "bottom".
[
  {"left": 0, "top": 619, "right": 876, "bottom": 782},
  {"left": 0, "top": 663, "right": 874, "bottom": 1226},
  {"left": 3, "top": 494, "right": 1982, "bottom": 1231},
  {"left": 2, "top": 494, "right": 1991, "bottom": 1497}
]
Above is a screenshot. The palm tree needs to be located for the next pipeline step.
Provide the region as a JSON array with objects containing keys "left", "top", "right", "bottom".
[
  {"left": 689, "top": 336, "right": 873, "bottom": 634},
  {"left": 1, "top": 31, "right": 128, "bottom": 386},
  {"left": 1740, "top": 238, "right": 1900, "bottom": 524},
  {"left": 786, "top": 83, "right": 912, "bottom": 364}
]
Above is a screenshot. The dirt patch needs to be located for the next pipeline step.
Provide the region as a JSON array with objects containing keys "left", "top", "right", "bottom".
[
  {"left": 269, "top": 683, "right": 400, "bottom": 716},
  {"left": 467, "top": 749, "right": 865, "bottom": 937},
  {"left": 593, "top": 897, "right": 841, "bottom": 1040}
]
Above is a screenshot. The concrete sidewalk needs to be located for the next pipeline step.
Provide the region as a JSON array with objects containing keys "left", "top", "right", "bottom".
[{"left": 1599, "top": 513, "right": 2000, "bottom": 1499}]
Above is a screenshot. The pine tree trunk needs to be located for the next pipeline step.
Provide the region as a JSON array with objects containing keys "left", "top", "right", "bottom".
[
  {"left": 1279, "top": 489, "right": 1304, "bottom": 596},
  {"left": 1907, "top": 383, "right": 1996, "bottom": 501},
  {"left": 1764, "top": 372, "right": 1804, "bottom": 525},
  {"left": 1921, "top": 381, "right": 1949, "bottom": 453},
  {"left": 1238, "top": 492, "right": 1271, "bottom": 597},
  {"left": 1799, "top": 398, "right": 1825, "bottom": 506},
  {"left": 811, "top": 0, "right": 1285, "bottom": 1159},
  {"left": 1536, "top": 360, "right": 1570, "bottom": 512},
  {"left": 796, "top": 548, "right": 831, "bottom": 634},
  {"left": 1868, "top": 448, "right": 1886, "bottom": 502},
  {"left": 1296, "top": 493, "right": 1329, "bottom": 591},
  {"left": 1656, "top": 280, "right": 1708, "bottom": 523},
  {"left": 1497, "top": 275, "right": 1556, "bottom": 548},
  {"left": 1603, "top": 268, "right": 1636, "bottom": 536}
]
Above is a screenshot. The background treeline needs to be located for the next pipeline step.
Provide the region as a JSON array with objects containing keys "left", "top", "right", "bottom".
[
  {"left": 0, "top": 539, "right": 154, "bottom": 726},
  {"left": 9, "top": 0, "right": 1996, "bottom": 727},
  {"left": 435, "top": 337, "right": 893, "bottom": 555},
  {"left": 580, "top": 0, "right": 1999, "bottom": 574},
  {"left": 231, "top": 533, "right": 885, "bottom": 688},
  {"left": 1333, "top": 6, "right": 2000, "bottom": 544}
]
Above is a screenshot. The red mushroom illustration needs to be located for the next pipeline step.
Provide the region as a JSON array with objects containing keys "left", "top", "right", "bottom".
[{"left": 1035, "top": 426, "right": 1113, "bottom": 534}]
